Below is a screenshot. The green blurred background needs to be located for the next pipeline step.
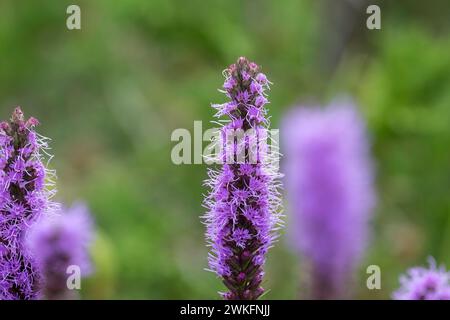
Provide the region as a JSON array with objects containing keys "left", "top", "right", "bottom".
[{"left": 0, "top": 0, "right": 449, "bottom": 299}]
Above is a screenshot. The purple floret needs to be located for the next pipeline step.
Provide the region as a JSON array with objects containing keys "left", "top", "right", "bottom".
[
  {"left": 393, "top": 258, "right": 450, "bottom": 300},
  {"left": 203, "top": 57, "right": 282, "bottom": 300}
]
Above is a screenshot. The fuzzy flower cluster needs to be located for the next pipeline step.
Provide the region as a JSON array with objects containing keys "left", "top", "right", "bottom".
[
  {"left": 0, "top": 107, "right": 58, "bottom": 300},
  {"left": 203, "top": 57, "right": 282, "bottom": 300},
  {"left": 283, "top": 102, "right": 375, "bottom": 299},
  {"left": 26, "top": 202, "right": 94, "bottom": 300},
  {"left": 393, "top": 258, "right": 450, "bottom": 300}
]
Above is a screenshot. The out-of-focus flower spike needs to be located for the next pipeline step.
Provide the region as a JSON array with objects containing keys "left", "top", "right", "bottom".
[
  {"left": 26, "top": 202, "right": 94, "bottom": 300},
  {"left": 283, "top": 101, "right": 375, "bottom": 299}
]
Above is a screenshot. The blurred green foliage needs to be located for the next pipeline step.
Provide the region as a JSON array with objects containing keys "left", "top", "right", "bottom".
[{"left": 0, "top": 0, "right": 448, "bottom": 299}]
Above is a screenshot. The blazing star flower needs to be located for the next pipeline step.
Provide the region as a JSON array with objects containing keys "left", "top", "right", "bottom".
[
  {"left": 0, "top": 107, "right": 58, "bottom": 300},
  {"left": 283, "top": 102, "right": 375, "bottom": 299},
  {"left": 25, "top": 202, "right": 94, "bottom": 300},
  {"left": 393, "top": 258, "right": 450, "bottom": 300},
  {"left": 203, "top": 57, "right": 282, "bottom": 300}
]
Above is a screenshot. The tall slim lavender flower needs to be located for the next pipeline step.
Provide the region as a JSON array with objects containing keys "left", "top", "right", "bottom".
[
  {"left": 25, "top": 202, "right": 94, "bottom": 300},
  {"left": 203, "top": 57, "right": 282, "bottom": 300},
  {"left": 0, "top": 107, "right": 58, "bottom": 300},
  {"left": 393, "top": 258, "right": 450, "bottom": 300},
  {"left": 283, "top": 102, "right": 375, "bottom": 299}
]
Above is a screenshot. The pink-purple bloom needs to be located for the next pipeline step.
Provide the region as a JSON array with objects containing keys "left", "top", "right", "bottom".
[
  {"left": 283, "top": 102, "right": 375, "bottom": 299},
  {"left": 203, "top": 57, "right": 282, "bottom": 300},
  {"left": 25, "top": 202, "right": 94, "bottom": 300},
  {"left": 0, "top": 107, "right": 58, "bottom": 300},
  {"left": 393, "top": 258, "right": 450, "bottom": 300}
]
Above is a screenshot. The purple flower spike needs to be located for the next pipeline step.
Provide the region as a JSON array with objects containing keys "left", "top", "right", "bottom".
[
  {"left": 393, "top": 258, "right": 450, "bottom": 300},
  {"left": 283, "top": 102, "right": 375, "bottom": 299},
  {"left": 203, "top": 57, "right": 282, "bottom": 300},
  {"left": 0, "top": 107, "right": 59, "bottom": 300},
  {"left": 26, "top": 202, "right": 94, "bottom": 300}
]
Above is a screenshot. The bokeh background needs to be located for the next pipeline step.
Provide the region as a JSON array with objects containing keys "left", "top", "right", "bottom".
[{"left": 0, "top": 0, "right": 449, "bottom": 299}]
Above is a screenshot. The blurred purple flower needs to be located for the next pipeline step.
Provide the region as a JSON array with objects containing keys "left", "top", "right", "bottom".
[
  {"left": 26, "top": 202, "right": 94, "bottom": 300},
  {"left": 203, "top": 57, "right": 282, "bottom": 300},
  {"left": 0, "top": 107, "right": 58, "bottom": 300},
  {"left": 283, "top": 101, "right": 375, "bottom": 299},
  {"left": 393, "top": 258, "right": 450, "bottom": 300}
]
